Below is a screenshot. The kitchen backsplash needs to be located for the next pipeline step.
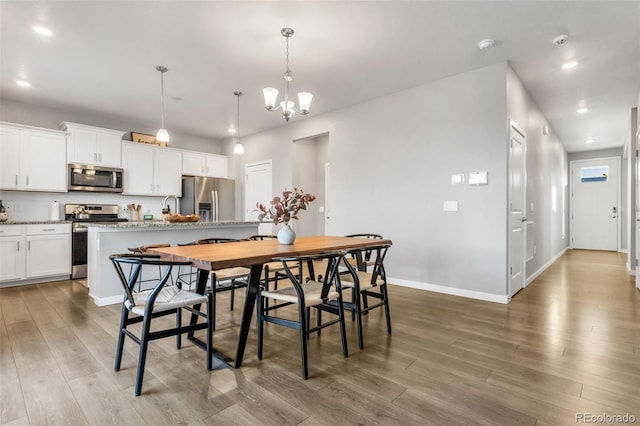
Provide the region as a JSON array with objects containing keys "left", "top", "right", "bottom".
[{"left": 0, "top": 191, "right": 169, "bottom": 221}]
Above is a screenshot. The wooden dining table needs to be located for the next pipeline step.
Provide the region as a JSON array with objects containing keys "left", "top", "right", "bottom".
[{"left": 148, "top": 235, "right": 392, "bottom": 368}]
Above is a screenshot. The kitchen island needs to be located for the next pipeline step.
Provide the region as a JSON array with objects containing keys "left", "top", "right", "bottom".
[{"left": 86, "top": 220, "right": 260, "bottom": 306}]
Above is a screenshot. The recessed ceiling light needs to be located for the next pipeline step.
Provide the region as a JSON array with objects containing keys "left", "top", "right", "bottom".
[
  {"left": 228, "top": 128, "right": 236, "bottom": 134},
  {"left": 552, "top": 34, "right": 570, "bottom": 46},
  {"left": 576, "top": 107, "right": 589, "bottom": 114},
  {"left": 585, "top": 138, "right": 595, "bottom": 144},
  {"left": 562, "top": 61, "right": 578, "bottom": 70},
  {"left": 477, "top": 39, "right": 495, "bottom": 50},
  {"left": 33, "top": 26, "right": 53, "bottom": 36},
  {"left": 16, "top": 80, "right": 31, "bottom": 88}
]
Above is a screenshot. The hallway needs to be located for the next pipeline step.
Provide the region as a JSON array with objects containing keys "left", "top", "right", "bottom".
[{"left": 1, "top": 249, "right": 639, "bottom": 425}]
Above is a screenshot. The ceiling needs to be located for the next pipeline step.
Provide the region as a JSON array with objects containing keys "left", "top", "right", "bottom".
[{"left": 1, "top": 1, "right": 639, "bottom": 153}]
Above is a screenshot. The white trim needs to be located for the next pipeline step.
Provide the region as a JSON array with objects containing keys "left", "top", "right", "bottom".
[
  {"left": 626, "top": 263, "right": 635, "bottom": 275},
  {"left": 0, "top": 275, "right": 69, "bottom": 288},
  {"left": 507, "top": 118, "right": 527, "bottom": 298},
  {"left": 620, "top": 249, "right": 629, "bottom": 253},
  {"left": 388, "top": 278, "right": 510, "bottom": 304},
  {"left": 525, "top": 246, "right": 568, "bottom": 285},
  {"left": 89, "top": 293, "right": 123, "bottom": 306},
  {"left": 569, "top": 156, "right": 622, "bottom": 251}
]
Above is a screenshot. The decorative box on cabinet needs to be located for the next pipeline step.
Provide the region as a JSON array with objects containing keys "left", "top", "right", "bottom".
[
  {"left": 0, "top": 122, "right": 67, "bottom": 192},
  {"left": 61, "top": 121, "right": 125, "bottom": 168},
  {"left": 121, "top": 142, "right": 182, "bottom": 196}
]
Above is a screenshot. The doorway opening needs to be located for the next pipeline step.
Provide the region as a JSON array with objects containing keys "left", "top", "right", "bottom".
[{"left": 292, "top": 133, "right": 329, "bottom": 237}]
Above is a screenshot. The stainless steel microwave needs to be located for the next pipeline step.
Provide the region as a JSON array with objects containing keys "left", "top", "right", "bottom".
[{"left": 68, "top": 164, "right": 124, "bottom": 193}]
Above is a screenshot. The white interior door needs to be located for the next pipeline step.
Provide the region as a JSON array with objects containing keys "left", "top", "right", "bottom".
[
  {"left": 509, "top": 120, "right": 526, "bottom": 297},
  {"left": 571, "top": 158, "right": 619, "bottom": 251},
  {"left": 245, "top": 160, "right": 273, "bottom": 235},
  {"left": 324, "top": 162, "right": 330, "bottom": 235}
]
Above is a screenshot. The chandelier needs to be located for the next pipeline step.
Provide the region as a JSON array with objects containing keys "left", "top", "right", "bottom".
[
  {"left": 155, "top": 66, "right": 170, "bottom": 143},
  {"left": 262, "top": 28, "right": 313, "bottom": 122},
  {"left": 233, "top": 91, "right": 244, "bottom": 154}
]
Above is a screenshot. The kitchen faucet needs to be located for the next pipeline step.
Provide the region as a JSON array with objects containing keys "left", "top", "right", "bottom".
[{"left": 162, "top": 195, "right": 180, "bottom": 215}]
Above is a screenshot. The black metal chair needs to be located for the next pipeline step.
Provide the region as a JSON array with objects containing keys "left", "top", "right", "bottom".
[
  {"left": 178, "top": 238, "right": 249, "bottom": 330},
  {"left": 339, "top": 242, "right": 392, "bottom": 349},
  {"left": 110, "top": 253, "right": 213, "bottom": 396},
  {"left": 257, "top": 251, "right": 349, "bottom": 379}
]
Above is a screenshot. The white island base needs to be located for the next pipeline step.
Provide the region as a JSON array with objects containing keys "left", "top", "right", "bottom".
[{"left": 87, "top": 221, "right": 259, "bottom": 306}]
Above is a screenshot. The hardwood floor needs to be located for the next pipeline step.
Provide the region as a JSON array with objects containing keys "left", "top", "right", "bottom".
[{"left": 1, "top": 249, "right": 639, "bottom": 425}]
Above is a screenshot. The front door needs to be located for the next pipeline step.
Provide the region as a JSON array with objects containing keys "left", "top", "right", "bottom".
[
  {"left": 509, "top": 120, "right": 526, "bottom": 297},
  {"left": 571, "top": 158, "right": 619, "bottom": 251}
]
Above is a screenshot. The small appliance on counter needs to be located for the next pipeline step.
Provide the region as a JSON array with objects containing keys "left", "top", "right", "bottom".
[
  {"left": 50, "top": 200, "right": 60, "bottom": 221},
  {"left": 0, "top": 200, "right": 7, "bottom": 222}
]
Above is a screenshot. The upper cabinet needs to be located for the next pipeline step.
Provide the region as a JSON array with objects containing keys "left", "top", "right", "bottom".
[
  {"left": 0, "top": 122, "right": 67, "bottom": 192},
  {"left": 182, "top": 151, "right": 228, "bottom": 178},
  {"left": 121, "top": 142, "right": 182, "bottom": 197},
  {"left": 61, "top": 122, "right": 126, "bottom": 168}
]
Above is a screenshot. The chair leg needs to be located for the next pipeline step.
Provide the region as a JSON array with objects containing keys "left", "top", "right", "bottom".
[
  {"left": 230, "top": 279, "right": 235, "bottom": 311},
  {"left": 316, "top": 308, "right": 321, "bottom": 336},
  {"left": 355, "top": 289, "right": 364, "bottom": 350},
  {"left": 211, "top": 284, "right": 217, "bottom": 332},
  {"left": 337, "top": 295, "right": 349, "bottom": 358},
  {"left": 114, "top": 306, "right": 128, "bottom": 372},
  {"left": 176, "top": 307, "right": 182, "bottom": 349},
  {"left": 381, "top": 284, "right": 392, "bottom": 335},
  {"left": 207, "top": 292, "right": 213, "bottom": 370},
  {"left": 298, "top": 303, "right": 309, "bottom": 379},
  {"left": 257, "top": 289, "right": 264, "bottom": 360},
  {"left": 135, "top": 313, "right": 153, "bottom": 396}
]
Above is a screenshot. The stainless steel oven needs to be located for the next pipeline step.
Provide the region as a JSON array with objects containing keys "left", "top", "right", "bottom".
[
  {"left": 68, "top": 164, "right": 124, "bottom": 193},
  {"left": 65, "top": 204, "right": 127, "bottom": 278}
]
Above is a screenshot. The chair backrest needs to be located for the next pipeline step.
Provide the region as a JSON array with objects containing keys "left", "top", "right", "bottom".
[
  {"left": 110, "top": 254, "right": 192, "bottom": 308},
  {"left": 274, "top": 251, "right": 345, "bottom": 298},
  {"left": 344, "top": 234, "right": 384, "bottom": 269},
  {"left": 343, "top": 243, "right": 390, "bottom": 285},
  {"left": 247, "top": 235, "right": 277, "bottom": 241},
  {"left": 196, "top": 237, "right": 241, "bottom": 245}
]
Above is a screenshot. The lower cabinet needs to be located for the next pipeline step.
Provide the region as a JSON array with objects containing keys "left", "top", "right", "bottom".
[{"left": 0, "top": 224, "right": 71, "bottom": 285}]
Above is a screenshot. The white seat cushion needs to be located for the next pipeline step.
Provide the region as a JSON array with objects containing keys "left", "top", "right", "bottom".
[
  {"left": 125, "top": 286, "right": 208, "bottom": 316},
  {"left": 261, "top": 281, "right": 338, "bottom": 307},
  {"left": 340, "top": 270, "right": 384, "bottom": 290}
]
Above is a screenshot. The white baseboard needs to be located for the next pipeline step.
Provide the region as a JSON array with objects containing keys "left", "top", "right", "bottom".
[
  {"left": 619, "top": 249, "right": 628, "bottom": 253},
  {"left": 526, "top": 246, "right": 568, "bottom": 286},
  {"left": 626, "top": 263, "right": 636, "bottom": 275},
  {"left": 388, "top": 278, "right": 509, "bottom": 304},
  {"left": 89, "top": 293, "right": 122, "bottom": 307}
]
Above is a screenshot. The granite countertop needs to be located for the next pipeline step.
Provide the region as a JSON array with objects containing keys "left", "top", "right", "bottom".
[
  {"left": 0, "top": 220, "right": 72, "bottom": 225},
  {"left": 83, "top": 220, "right": 261, "bottom": 229}
]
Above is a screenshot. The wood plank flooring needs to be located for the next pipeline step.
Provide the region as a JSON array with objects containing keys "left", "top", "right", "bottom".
[{"left": 1, "top": 249, "right": 639, "bottom": 425}]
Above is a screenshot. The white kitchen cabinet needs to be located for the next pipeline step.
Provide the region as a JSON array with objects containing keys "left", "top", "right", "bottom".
[
  {"left": 121, "top": 142, "right": 182, "bottom": 196},
  {"left": 182, "top": 151, "right": 228, "bottom": 178},
  {"left": 0, "top": 225, "right": 25, "bottom": 281},
  {"left": 61, "top": 121, "right": 125, "bottom": 167},
  {"left": 0, "top": 122, "right": 67, "bottom": 192},
  {"left": 0, "top": 223, "right": 70, "bottom": 284},
  {"left": 26, "top": 224, "right": 71, "bottom": 278}
]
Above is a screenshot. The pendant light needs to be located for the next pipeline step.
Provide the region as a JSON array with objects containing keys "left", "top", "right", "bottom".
[
  {"left": 233, "top": 91, "right": 244, "bottom": 154},
  {"left": 155, "top": 65, "right": 170, "bottom": 143},
  {"left": 263, "top": 28, "right": 313, "bottom": 122}
]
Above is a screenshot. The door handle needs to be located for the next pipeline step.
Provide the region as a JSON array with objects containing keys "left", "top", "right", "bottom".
[
  {"left": 521, "top": 217, "right": 527, "bottom": 222},
  {"left": 609, "top": 215, "right": 617, "bottom": 218}
]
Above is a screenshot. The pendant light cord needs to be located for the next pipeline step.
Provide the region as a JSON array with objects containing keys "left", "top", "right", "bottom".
[{"left": 160, "top": 70, "right": 165, "bottom": 128}]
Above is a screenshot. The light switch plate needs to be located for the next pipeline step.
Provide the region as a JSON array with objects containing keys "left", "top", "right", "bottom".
[
  {"left": 443, "top": 201, "right": 458, "bottom": 212},
  {"left": 469, "top": 171, "right": 488, "bottom": 185},
  {"left": 451, "top": 173, "right": 464, "bottom": 185}
]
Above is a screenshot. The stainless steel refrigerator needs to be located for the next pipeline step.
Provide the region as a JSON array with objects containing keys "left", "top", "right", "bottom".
[{"left": 181, "top": 176, "right": 236, "bottom": 222}]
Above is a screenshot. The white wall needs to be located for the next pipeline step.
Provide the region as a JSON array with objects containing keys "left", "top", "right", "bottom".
[
  {"left": 506, "top": 66, "right": 569, "bottom": 282},
  {"left": 230, "top": 63, "right": 511, "bottom": 298}
]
